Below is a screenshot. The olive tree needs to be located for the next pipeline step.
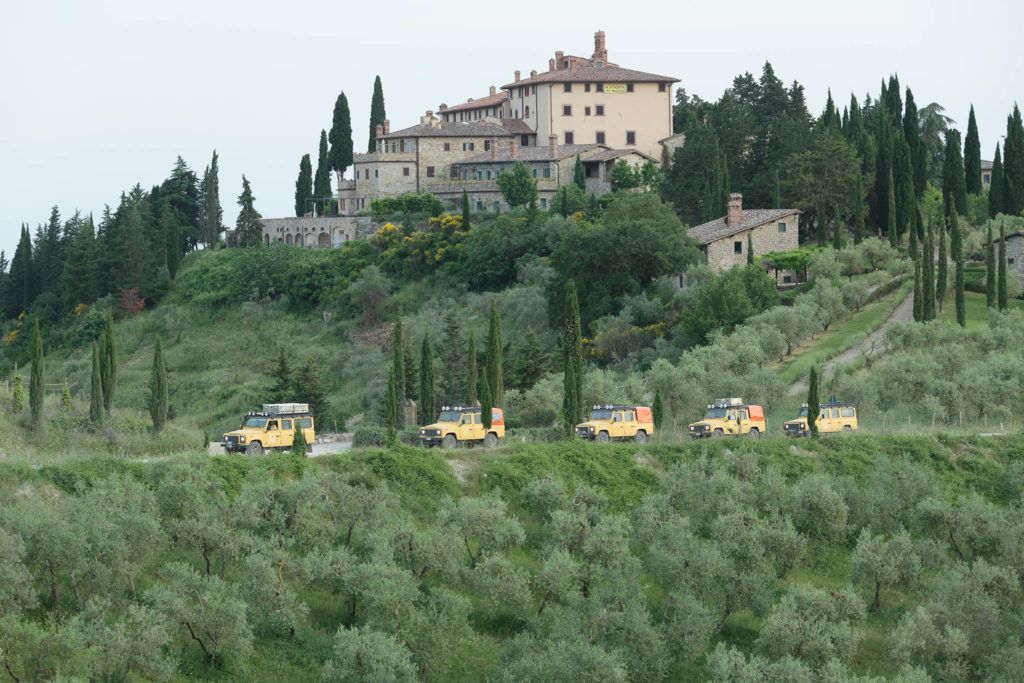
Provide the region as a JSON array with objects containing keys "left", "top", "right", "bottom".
[
  {"left": 850, "top": 527, "right": 920, "bottom": 610},
  {"left": 321, "top": 626, "right": 418, "bottom": 682}
]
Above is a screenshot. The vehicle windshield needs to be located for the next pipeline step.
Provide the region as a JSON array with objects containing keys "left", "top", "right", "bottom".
[
  {"left": 589, "top": 410, "right": 613, "bottom": 421},
  {"left": 242, "top": 417, "right": 268, "bottom": 428},
  {"left": 438, "top": 411, "right": 462, "bottom": 423},
  {"left": 798, "top": 407, "right": 808, "bottom": 417},
  {"left": 704, "top": 408, "right": 727, "bottom": 419}
]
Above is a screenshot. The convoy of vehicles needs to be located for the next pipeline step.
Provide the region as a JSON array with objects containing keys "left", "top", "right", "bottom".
[
  {"left": 688, "top": 398, "right": 767, "bottom": 439},
  {"left": 577, "top": 405, "right": 654, "bottom": 443},
  {"left": 223, "top": 403, "right": 315, "bottom": 455},
  {"left": 419, "top": 406, "right": 505, "bottom": 449},
  {"left": 784, "top": 397, "right": 859, "bottom": 437}
]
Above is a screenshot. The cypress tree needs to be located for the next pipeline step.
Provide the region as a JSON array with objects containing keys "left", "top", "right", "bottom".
[
  {"left": 328, "top": 91, "right": 354, "bottom": 180},
  {"left": 717, "top": 150, "right": 730, "bottom": 218},
  {"left": 403, "top": 342, "right": 418, "bottom": 402},
  {"left": 368, "top": 76, "right": 386, "bottom": 154},
  {"left": 986, "top": 223, "right": 996, "bottom": 308},
  {"left": 922, "top": 222, "right": 936, "bottom": 321},
  {"left": 291, "top": 422, "right": 307, "bottom": 456},
  {"left": 466, "top": 330, "right": 478, "bottom": 404},
  {"left": 912, "top": 253, "right": 923, "bottom": 322},
  {"left": 61, "top": 384, "right": 70, "bottom": 413},
  {"left": 652, "top": 389, "right": 664, "bottom": 433},
  {"left": 999, "top": 221, "right": 1008, "bottom": 311},
  {"left": 904, "top": 88, "right": 926, "bottom": 197},
  {"left": 149, "top": 337, "right": 168, "bottom": 433},
  {"left": 873, "top": 104, "right": 893, "bottom": 230},
  {"left": 817, "top": 207, "right": 827, "bottom": 247},
  {"left": 561, "top": 280, "right": 583, "bottom": 437},
  {"left": 573, "top": 155, "right": 586, "bottom": 190},
  {"left": 294, "top": 154, "right": 313, "bottom": 218},
  {"left": 1004, "top": 105, "right": 1024, "bottom": 215},
  {"left": 485, "top": 300, "right": 504, "bottom": 409},
  {"left": 385, "top": 368, "right": 397, "bottom": 445},
  {"left": 951, "top": 212, "right": 965, "bottom": 327},
  {"left": 908, "top": 200, "right": 918, "bottom": 255},
  {"left": 419, "top": 332, "right": 435, "bottom": 423},
  {"left": 29, "top": 320, "right": 44, "bottom": 429},
  {"left": 102, "top": 310, "right": 116, "bottom": 415},
  {"left": 198, "top": 151, "right": 223, "bottom": 249},
  {"left": 854, "top": 174, "right": 866, "bottom": 245},
  {"left": 747, "top": 233, "right": 754, "bottom": 264},
  {"left": 480, "top": 373, "right": 492, "bottom": 430},
  {"left": 807, "top": 366, "right": 819, "bottom": 439},
  {"left": 887, "top": 169, "right": 897, "bottom": 247},
  {"left": 462, "top": 189, "right": 471, "bottom": 230},
  {"left": 313, "top": 130, "right": 332, "bottom": 215},
  {"left": 90, "top": 343, "right": 103, "bottom": 427},
  {"left": 893, "top": 136, "right": 914, "bottom": 239},
  {"left": 773, "top": 168, "right": 781, "bottom": 210},
  {"left": 989, "top": 144, "right": 1005, "bottom": 218},
  {"left": 392, "top": 316, "right": 405, "bottom": 428},
  {"left": 942, "top": 129, "right": 968, "bottom": 216},
  {"left": 832, "top": 205, "right": 842, "bottom": 250},
  {"left": 936, "top": 218, "right": 947, "bottom": 311},
  {"left": 964, "top": 106, "right": 982, "bottom": 195},
  {"left": 439, "top": 311, "right": 463, "bottom": 401}
]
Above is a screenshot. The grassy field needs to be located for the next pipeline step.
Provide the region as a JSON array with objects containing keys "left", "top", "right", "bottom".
[
  {"left": 936, "top": 288, "right": 1024, "bottom": 328},
  {"left": 774, "top": 278, "right": 913, "bottom": 386}
]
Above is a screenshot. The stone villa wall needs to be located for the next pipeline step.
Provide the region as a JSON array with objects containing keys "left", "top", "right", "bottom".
[{"left": 703, "top": 212, "right": 800, "bottom": 273}]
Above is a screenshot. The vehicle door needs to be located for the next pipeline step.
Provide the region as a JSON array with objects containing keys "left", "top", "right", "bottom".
[
  {"left": 622, "top": 410, "right": 636, "bottom": 437},
  {"left": 266, "top": 420, "right": 280, "bottom": 448},
  {"left": 611, "top": 411, "right": 625, "bottom": 438},
  {"left": 725, "top": 410, "right": 737, "bottom": 434},
  {"left": 280, "top": 419, "right": 293, "bottom": 447},
  {"left": 737, "top": 409, "right": 748, "bottom": 434},
  {"left": 296, "top": 417, "right": 314, "bottom": 444},
  {"left": 462, "top": 413, "right": 485, "bottom": 442},
  {"left": 841, "top": 407, "right": 857, "bottom": 430}
]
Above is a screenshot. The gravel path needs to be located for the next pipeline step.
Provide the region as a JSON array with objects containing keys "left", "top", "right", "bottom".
[{"left": 788, "top": 289, "right": 914, "bottom": 396}]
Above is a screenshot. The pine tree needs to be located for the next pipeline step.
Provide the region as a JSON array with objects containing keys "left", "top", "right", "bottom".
[
  {"left": 392, "top": 316, "right": 405, "bottom": 428},
  {"left": 986, "top": 223, "right": 996, "bottom": 308},
  {"left": 466, "top": 330, "right": 478, "bottom": 404},
  {"left": 368, "top": 76, "right": 386, "bottom": 154},
  {"left": 1004, "top": 105, "right": 1024, "bottom": 215},
  {"left": 807, "top": 366, "right": 819, "bottom": 439},
  {"left": 936, "top": 218, "right": 947, "bottom": 312},
  {"left": 314, "top": 130, "right": 332, "bottom": 215},
  {"left": 6, "top": 225, "right": 33, "bottom": 318},
  {"left": 854, "top": 175, "right": 866, "bottom": 245},
  {"left": 462, "top": 189, "right": 471, "bottom": 230},
  {"left": 295, "top": 154, "right": 313, "bottom": 218},
  {"left": 328, "top": 91, "right": 354, "bottom": 181},
  {"left": 235, "top": 176, "right": 263, "bottom": 247},
  {"left": 149, "top": 337, "right": 168, "bottom": 433},
  {"left": 485, "top": 301, "right": 503, "bottom": 409},
  {"left": 990, "top": 144, "right": 1005, "bottom": 218},
  {"left": 652, "top": 390, "right": 664, "bottom": 433},
  {"left": 999, "top": 221, "right": 1008, "bottom": 311},
  {"left": 747, "top": 233, "right": 754, "bottom": 264},
  {"left": 439, "top": 311, "right": 463, "bottom": 401},
  {"left": 965, "top": 106, "right": 982, "bottom": 195},
  {"left": 198, "top": 150, "right": 223, "bottom": 249},
  {"left": 480, "top": 373, "right": 492, "bottom": 430},
  {"left": 102, "top": 310, "right": 116, "bottom": 415},
  {"left": 385, "top": 368, "right": 397, "bottom": 445},
  {"left": 912, "top": 253, "right": 923, "bottom": 322},
  {"left": 269, "top": 347, "right": 292, "bottom": 402},
  {"left": 573, "top": 155, "right": 586, "bottom": 190},
  {"left": 922, "top": 223, "right": 936, "bottom": 321},
  {"left": 293, "top": 359, "right": 330, "bottom": 425},
  {"left": 561, "top": 280, "right": 583, "bottom": 437},
  {"left": 832, "top": 204, "right": 842, "bottom": 249},
  {"left": 951, "top": 212, "right": 965, "bottom": 327},
  {"left": 512, "top": 327, "right": 548, "bottom": 390},
  {"left": 89, "top": 342, "right": 103, "bottom": 427},
  {"left": 29, "top": 320, "right": 44, "bottom": 429},
  {"left": 419, "top": 332, "right": 435, "bottom": 423}
]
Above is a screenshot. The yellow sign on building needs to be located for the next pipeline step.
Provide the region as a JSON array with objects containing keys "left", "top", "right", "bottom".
[{"left": 602, "top": 84, "right": 627, "bottom": 94}]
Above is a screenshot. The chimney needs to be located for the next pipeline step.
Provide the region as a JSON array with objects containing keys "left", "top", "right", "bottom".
[
  {"left": 726, "top": 193, "right": 743, "bottom": 225},
  {"left": 530, "top": 69, "right": 537, "bottom": 79},
  {"left": 489, "top": 85, "right": 496, "bottom": 96},
  {"left": 510, "top": 138, "right": 519, "bottom": 158},
  {"left": 514, "top": 70, "right": 521, "bottom": 82},
  {"left": 549, "top": 58, "right": 555, "bottom": 71},
  {"left": 555, "top": 51, "right": 564, "bottom": 69},
  {"left": 491, "top": 139, "right": 498, "bottom": 159},
  {"left": 383, "top": 119, "right": 390, "bottom": 134},
  {"left": 549, "top": 134, "right": 558, "bottom": 159},
  {"left": 439, "top": 104, "right": 447, "bottom": 112},
  {"left": 593, "top": 30, "right": 607, "bottom": 63}
]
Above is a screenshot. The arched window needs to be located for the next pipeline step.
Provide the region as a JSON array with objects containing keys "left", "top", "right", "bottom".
[
  {"left": 525, "top": 106, "right": 530, "bottom": 118},
  {"left": 318, "top": 232, "right": 330, "bottom": 247},
  {"left": 264, "top": 234, "right": 270, "bottom": 245},
  {"left": 285, "top": 234, "right": 293, "bottom": 244},
  {"left": 295, "top": 234, "right": 303, "bottom": 246}
]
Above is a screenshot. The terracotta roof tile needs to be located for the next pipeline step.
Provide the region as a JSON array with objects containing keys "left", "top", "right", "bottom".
[
  {"left": 381, "top": 120, "right": 516, "bottom": 139},
  {"left": 443, "top": 92, "right": 508, "bottom": 114},
  {"left": 688, "top": 209, "right": 801, "bottom": 246},
  {"left": 502, "top": 65, "right": 678, "bottom": 89},
  {"left": 457, "top": 144, "right": 602, "bottom": 164}
]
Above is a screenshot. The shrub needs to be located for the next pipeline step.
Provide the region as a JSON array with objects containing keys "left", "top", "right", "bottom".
[{"left": 352, "top": 425, "right": 386, "bottom": 448}]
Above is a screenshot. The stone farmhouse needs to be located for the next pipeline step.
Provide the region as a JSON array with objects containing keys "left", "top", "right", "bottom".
[
  {"left": 998, "top": 230, "right": 1024, "bottom": 285},
  {"left": 263, "top": 31, "right": 680, "bottom": 246},
  {"left": 688, "top": 194, "right": 801, "bottom": 276}
]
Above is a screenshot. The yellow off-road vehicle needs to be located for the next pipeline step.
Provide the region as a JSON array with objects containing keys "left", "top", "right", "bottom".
[
  {"left": 784, "top": 398, "right": 858, "bottom": 437},
  {"left": 688, "top": 398, "right": 766, "bottom": 439},
  {"left": 577, "top": 405, "right": 654, "bottom": 444},
  {"left": 223, "top": 403, "right": 315, "bottom": 455},
  {"left": 419, "top": 406, "right": 505, "bottom": 449}
]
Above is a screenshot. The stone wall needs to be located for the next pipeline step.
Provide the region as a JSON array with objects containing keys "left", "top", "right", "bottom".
[
  {"left": 261, "top": 217, "right": 357, "bottom": 248},
  {"left": 1006, "top": 235, "right": 1024, "bottom": 283},
  {"left": 703, "top": 212, "right": 800, "bottom": 273}
]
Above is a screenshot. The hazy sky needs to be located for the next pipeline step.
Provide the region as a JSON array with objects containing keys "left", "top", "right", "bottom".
[{"left": 1, "top": 0, "right": 1021, "bottom": 258}]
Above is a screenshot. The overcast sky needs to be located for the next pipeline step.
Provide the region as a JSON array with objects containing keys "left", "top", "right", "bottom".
[{"left": 1, "top": 0, "right": 1021, "bottom": 258}]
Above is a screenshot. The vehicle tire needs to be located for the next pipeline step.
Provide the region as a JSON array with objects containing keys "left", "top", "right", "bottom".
[
  {"left": 633, "top": 431, "right": 647, "bottom": 444},
  {"left": 245, "top": 441, "right": 263, "bottom": 456},
  {"left": 712, "top": 429, "right": 724, "bottom": 438},
  {"left": 442, "top": 434, "right": 458, "bottom": 450},
  {"left": 843, "top": 425, "right": 852, "bottom": 433},
  {"left": 595, "top": 431, "right": 610, "bottom": 444},
  {"left": 748, "top": 428, "right": 760, "bottom": 439},
  {"left": 484, "top": 432, "right": 498, "bottom": 449}
]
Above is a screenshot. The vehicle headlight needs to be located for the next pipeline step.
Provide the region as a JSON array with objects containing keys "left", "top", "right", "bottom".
[{"left": 239, "top": 437, "right": 245, "bottom": 443}]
